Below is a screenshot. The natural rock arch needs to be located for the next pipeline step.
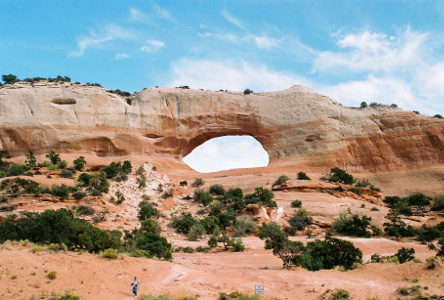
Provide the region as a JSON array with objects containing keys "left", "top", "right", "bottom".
[{"left": 0, "top": 82, "right": 443, "bottom": 171}]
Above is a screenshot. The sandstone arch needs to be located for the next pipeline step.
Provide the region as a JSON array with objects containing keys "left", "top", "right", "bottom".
[{"left": 0, "top": 82, "right": 443, "bottom": 172}]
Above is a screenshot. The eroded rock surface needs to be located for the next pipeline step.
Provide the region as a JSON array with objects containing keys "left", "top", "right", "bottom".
[{"left": 0, "top": 81, "right": 443, "bottom": 171}]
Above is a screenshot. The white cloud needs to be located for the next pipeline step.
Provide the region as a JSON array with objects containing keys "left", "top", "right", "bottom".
[
  {"left": 221, "top": 10, "right": 246, "bottom": 31},
  {"left": 140, "top": 39, "right": 165, "bottom": 52},
  {"left": 253, "top": 36, "right": 280, "bottom": 49},
  {"left": 153, "top": 4, "right": 173, "bottom": 21},
  {"left": 313, "top": 28, "right": 428, "bottom": 73},
  {"left": 129, "top": 8, "right": 148, "bottom": 23},
  {"left": 70, "top": 24, "right": 133, "bottom": 57},
  {"left": 115, "top": 53, "right": 130, "bottom": 60},
  {"left": 183, "top": 136, "right": 269, "bottom": 173},
  {"left": 167, "top": 58, "right": 308, "bottom": 92}
]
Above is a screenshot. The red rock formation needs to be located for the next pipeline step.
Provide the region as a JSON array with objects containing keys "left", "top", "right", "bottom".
[{"left": 0, "top": 81, "right": 443, "bottom": 171}]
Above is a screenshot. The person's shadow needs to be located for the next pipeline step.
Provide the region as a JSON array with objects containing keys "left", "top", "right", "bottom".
[{"left": 118, "top": 291, "right": 135, "bottom": 298}]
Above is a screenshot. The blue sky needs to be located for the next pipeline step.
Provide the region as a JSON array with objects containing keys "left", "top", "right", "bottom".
[{"left": 2, "top": 1, "right": 444, "bottom": 172}]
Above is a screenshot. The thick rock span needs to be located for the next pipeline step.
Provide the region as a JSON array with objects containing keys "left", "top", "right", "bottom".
[{"left": 0, "top": 81, "right": 443, "bottom": 171}]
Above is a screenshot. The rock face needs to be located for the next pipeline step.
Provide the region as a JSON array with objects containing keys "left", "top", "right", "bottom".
[{"left": 0, "top": 81, "right": 443, "bottom": 171}]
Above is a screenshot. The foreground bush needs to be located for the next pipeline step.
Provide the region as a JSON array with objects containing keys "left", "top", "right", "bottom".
[
  {"left": 284, "top": 208, "right": 312, "bottom": 235},
  {"left": 0, "top": 209, "right": 121, "bottom": 252},
  {"left": 260, "top": 222, "right": 362, "bottom": 270}
]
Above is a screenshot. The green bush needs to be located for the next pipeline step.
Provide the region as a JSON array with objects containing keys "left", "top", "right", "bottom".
[
  {"left": 6, "top": 163, "right": 30, "bottom": 176},
  {"left": 72, "top": 191, "right": 87, "bottom": 200},
  {"left": 46, "top": 151, "right": 61, "bottom": 165},
  {"left": 191, "top": 178, "right": 204, "bottom": 187},
  {"left": 360, "top": 101, "right": 367, "bottom": 108},
  {"left": 138, "top": 201, "right": 160, "bottom": 220},
  {"left": 272, "top": 175, "right": 290, "bottom": 187},
  {"left": 209, "top": 184, "right": 225, "bottom": 195},
  {"left": 123, "top": 219, "right": 172, "bottom": 261},
  {"left": 59, "top": 169, "right": 73, "bottom": 178},
  {"left": 2, "top": 74, "right": 18, "bottom": 84},
  {"left": 328, "top": 167, "right": 354, "bottom": 185},
  {"left": 395, "top": 247, "right": 415, "bottom": 264},
  {"left": 170, "top": 212, "right": 198, "bottom": 234},
  {"left": 102, "top": 248, "right": 119, "bottom": 259},
  {"left": 284, "top": 208, "right": 312, "bottom": 235},
  {"left": 331, "top": 288, "right": 350, "bottom": 300},
  {"left": 208, "top": 236, "right": 218, "bottom": 247},
  {"left": 47, "top": 270, "right": 57, "bottom": 280},
  {"left": 431, "top": 195, "right": 444, "bottom": 211},
  {"left": 297, "top": 172, "right": 310, "bottom": 180},
  {"left": 244, "top": 187, "right": 277, "bottom": 207},
  {"left": 0, "top": 178, "right": 40, "bottom": 194},
  {"left": 291, "top": 200, "right": 302, "bottom": 208},
  {"left": 0, "top": 209, "right": 122, "bottom": 252},
  {"left": 330, "top": 211, "right": 372, "bottom": 238},
  {"left": 76, "top": 205, "right": 95, "bottom": 215},
  {"left": 407, "top": 193, "right": 430, "bottom": 206},
  {"left": 59, "top": 292, "right": 81, "bottom": 300},
  {"left": 77, "top": 173, "right": 92, "bottom": 186},
  {"left": 51, "top": 184, "right": 70, "bottom": 199},
  {"left": 188, "top": 223, "right": 205, "bottom": 241},
  {"left": 179, "top": 180, "right": 187, "bottom": 186},
  {"left": 243, "top": 88, "right": 253, "bottom": 94},
  {"left": 73, "top": 156, "right": 86, "bottom": 171},
  {"left": 233, "top": 215, "right": 258, "bottom": 237},
  {"left": 58, "top": 160, "right": 67, "bottom": 169},
  {"left": 199, "top": 216, "right": 220, "bottom": 234},
  {"left": 47, "top": 164, "right": 59, "bottom": 171},
  {"left": 193, "top": 189, "right": 213, "bottom": 206}
]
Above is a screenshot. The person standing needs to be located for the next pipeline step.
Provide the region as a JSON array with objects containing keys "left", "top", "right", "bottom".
[{"left": 131, "top": 276, "right": 140, "bottom": 297}]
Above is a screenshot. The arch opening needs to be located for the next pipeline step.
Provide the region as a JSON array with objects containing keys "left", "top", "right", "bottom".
[{"left": 182, "top": 135, "right": 269, "bottom": 173}]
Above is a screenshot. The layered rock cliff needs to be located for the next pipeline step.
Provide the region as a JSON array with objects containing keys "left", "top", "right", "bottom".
[{"left": 0, "top": 81, "right": 443, "bottom": 171}]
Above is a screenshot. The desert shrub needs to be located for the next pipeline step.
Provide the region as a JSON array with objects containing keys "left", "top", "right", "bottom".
[
  {"left": 59, "top": 169, "right": 73, "bottom": 178},
  {"left": 46, "top": 151, "right": 61, "bottom": 165},
  {"left": 77, "top": 173, "right": 92, "bottom": 186},
  {"left": 59, "top": 292, "right": 80, "bottom": 300},
  {"left": 431, "top": 195, "right": 444, "bottom": 211},
  {"left": 330, "top": 211, "right": 372, "bottom": 238},
  {"left": 355, "top": 179, "right": 371, "bottom": 188},
  {"left": 47, "top": 270, "right": 57, "bottom": 280},
  {"left": 123, "top": 219, "right": 172, "bottom": 261},
  {"left": 188, "top": 223, "right": 205, "bottom": 241},
  {"left": 179, "top": 180, "right": 187, "bottom": 186},
  {"left": 76, "top": 205, "right": 95, "bottom": 215},
  {"left": 383, "top": 209, "right": 415, "bottom": 239},
  {"left": 6, "top": 163, "right": 31, "bottom": 177},
  {"left": 115, "top": 190, "right": 125, "bottom": 204},
  {"left": 384, "top": 196, "right": 413, "bottom": 216},
  {"left": 233, "top": 215, "right": 258, "bottom": 237},
  {"left": 209, "top": 184, "right": 225, "bottom": 196},
  {"left": 416, "top": 224, "right": 443, "bottom": 243},
  {"left": 0, "top": 205, "right": 16, "bottom": 212},
  {"left": 107, "top": 89, "right": 131, "bottom": 97},
  {"left": 199, "top": 216, "right": 220, "bottom": 234},
  {"left": 58, "top": 160, "right": 67, "bottom": 169},
  {"left": 72, "top": 191, "right": 87, "bottom": 200},
  {"left": 284, "top": 208, "right": 313, "bottom": 235},
  {"left": 193, "top": 189, "right": 213, "bottom": 206},
  {"left": 433, "top": 114, "right": 443, "bottom": 118},
  {"left": 102, "top": 248, "right": 118, "bottom": 259},
  {"left": 115, "top": 172, "right": 128, "bottom": 182},
  {"left": 360, "top": 101, "right": 368, "bottom": 108},
  {"left": 2, "top": 74, "right": 18, "bottom": 84},
  {"left": 208, "top": 236, "right": 218, "bottom": 247},
  {"left": 231, "top": 238, "right": 245, "bottom": 252},
  {"left": 0, "top": 209, "right": 122, "bottom": 252},
  {"left": 260, "top": 222, "right": 362, "bottom": 270},
  {"left": 328, "top": 167, "right": 354, "bottom": 185},
  {"left": 73, "top": 156, "right": 86, "bottom": 171},
  {"left": 137, "top": 174, "right": 147, "bottom": 188},
  {"left": 170, "top": 212, "right": 198, "bottom": 234},
  {"left": 396, "top": 247, "right": 415, "bottom": 264},
  {"left": 47, "top": 164, "right": 59, "bottom": 171},
  {"left": 103, "top": 162, "right": 121, "bottom": 179},
  {"left": 138, "top": 201, "right": 160, "bottom": 220},
  {"left": 91, "top": 189, "right": 102, "bottom": 196},
  {"left": 191, "top": 177, "right": 204, "bottom": 187},
  {"left": 272, "top": 175, "right": 290, "bottom": 187},
  {"left": 297, "top": 172, "right": 310, "bottom": 180},
  {"left": 330, "top": 288, "right": 350, "bottom": 300},
  {"left": 347, "top": 187, "right": 363, "bottom": 195},
  {"left": 0, "top": 177, "right": 40, "bottom": 194},
  {"left": 291, "top": 200, "right": 302, "bottom": 208},
  {"left": 407, "top": 193, "right": 430, "bottom": 207},
  {"left": 51, "top": 184, "right": 70, "bottom": 199},
  {"left": 244, "top": 187, "right": 277, "bottom": 207},
  {"left": 243, "top": 88, "right": 253, "bottom": 94}
]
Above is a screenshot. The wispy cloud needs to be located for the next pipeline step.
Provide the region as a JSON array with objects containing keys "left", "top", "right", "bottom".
[
  {"left": 115, "top": 53, "right": 130, "bottom": 60},
  {"left": 140, "top": 39, "right": 165, "bottom": 52},
  {"left": 70, "top": 24, "right": 133, "bottom": 57},
  {"left": 129, "top": 8, "right": 148, "bottom": 23},
  {"left": 153, "top": 4, "right": 173, "bottom": 21},
  {"left": 221, "top": 10, "right": 246, "bottom": 31},
  {"left": 167, "top": 58, "right": 308, "bottom": 92}
]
